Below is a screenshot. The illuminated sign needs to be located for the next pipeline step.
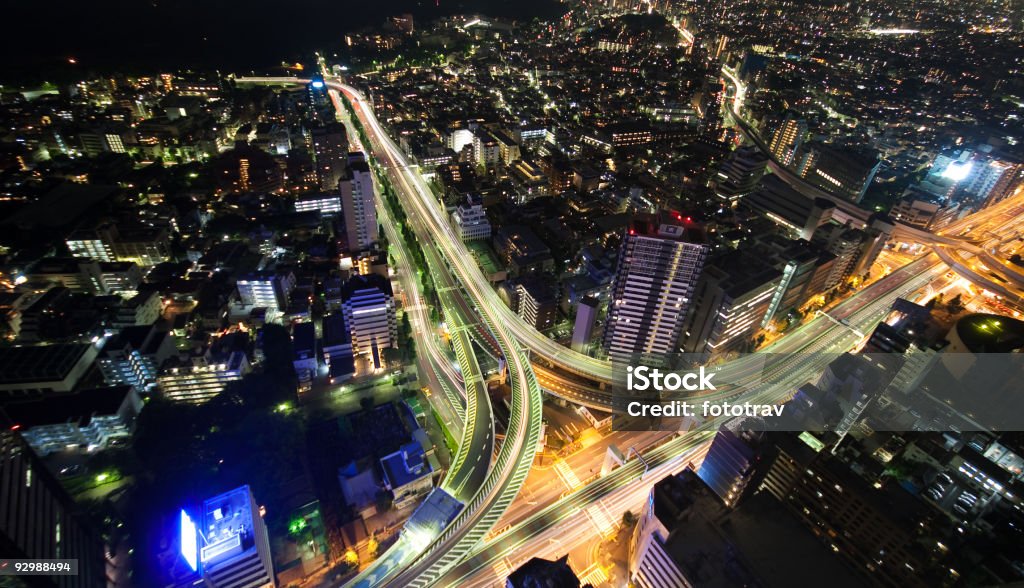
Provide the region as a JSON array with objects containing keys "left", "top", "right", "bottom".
[
  {"left": 310, "top": 80, "right": 325, "bottom": 89},
  {"left": 180, "top": 510, "right": 198, "bottom": 572}
]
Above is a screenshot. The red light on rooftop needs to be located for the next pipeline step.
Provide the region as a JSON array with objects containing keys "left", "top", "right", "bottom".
[
  {"left": 686, "top": 216, "right": 692, "bottom": 223},
  {"left": 10, "top": 424, "right": 20, "bottom": 431}
]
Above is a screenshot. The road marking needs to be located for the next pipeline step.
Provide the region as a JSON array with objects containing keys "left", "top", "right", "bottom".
[{"left": 554, "top": 459, "right": 582, "bottom": 490}]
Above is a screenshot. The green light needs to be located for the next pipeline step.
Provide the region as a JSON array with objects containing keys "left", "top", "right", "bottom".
[{"left": 95, "top": 473, "right": 109, "bottom": 483}]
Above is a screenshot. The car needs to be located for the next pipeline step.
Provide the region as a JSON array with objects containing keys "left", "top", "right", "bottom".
[
  {"left": 952, "top": 503, "right": 968, "bottom": 515},
  {"left": 937, "top": 472, "right": 954, "bottom": 486},
  {"left": 58, "top": 465, "right": 83, "bottom": 477}
]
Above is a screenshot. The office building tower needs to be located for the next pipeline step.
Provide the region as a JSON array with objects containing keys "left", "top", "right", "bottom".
[
  {"left": 759, "top": 431, "right": 934, "bottom": 588},
  {"left": 311, "top": 122, "right": 348, "bottom": 191},
  {"left": 0, "top": 426, "right": 107, "bottom": 587},
  {"left": 340, "top": 274, "right": 396, "bottom": 368},
  {"left": 796, "top": 143, "right": 882, "bottom": 203},
  {"left": 768, "top": 113, "right": 806, "bottom": 166},
  {"left": 697, "top": 420, "right": 768, "bottom": 508},
  {"left": 571, "top": 295, "right": 600, "bottom": 353},
  {"left": 714, "top": 145, "right": 768, "bottom": 202},
  {"left": 602, "top": 212, "right": 709, "bottom": 363},
  {"left": 183, "top": 485, "right": 276, "bottom": 588},
  {"left": 682, "top": 251, "right": 782, "bottom": 360},
  {"left": 341, "top": 153, "right": 378, "bottom": 251},
  {"left": 969, "top": 157, "right": 1023, "bottom": 208}
]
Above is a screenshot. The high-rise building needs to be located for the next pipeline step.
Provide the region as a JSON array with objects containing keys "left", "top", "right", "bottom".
[
  {"left": 184, "top": 485, "right": 276, "bottom": 588},
  {"left": 0, "top": 426, "right": 107, "bottom": 587},
  {"left": 340, "top": 274, "right": 396, "bottom": 368},
  {"left": 341, "top": 153, "right": 378, "bottom": 251},
  {"left": 602, "top": 212, "right": 709, "bottom": 363},
  {"left": 311, "top": 122, "right": 348, "bottom": 191},
  {"left": 697, "top": 419, "right": 769, "bottom": 508},
  {"left": 571, "top": 295, "right": 600, "bottom": 353},
  {"left": 682, "top": 250, "right": 782, "bottom": 360},
  {"left": 759, "top": 431, "right": 936, "bottom": 588},
  {"left": 768, "top": 113, "right": 806, "bottom": 166},
  {"left": 796, "top": 143, "right": 882, "bottom": 203}
]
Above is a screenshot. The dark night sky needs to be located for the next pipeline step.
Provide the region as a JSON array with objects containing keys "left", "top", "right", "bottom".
[{"left": 2, "top": 0, "right": 563, "bottom": 81}]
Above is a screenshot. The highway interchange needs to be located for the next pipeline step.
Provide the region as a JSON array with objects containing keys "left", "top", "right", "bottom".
[{"left": 233, "top": 70, "right": 1024, "bottom": 586}]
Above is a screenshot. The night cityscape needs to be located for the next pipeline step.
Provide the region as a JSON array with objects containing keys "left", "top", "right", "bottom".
[{"left": 1, "top": 1, "right": 1023, "bottom": 587}]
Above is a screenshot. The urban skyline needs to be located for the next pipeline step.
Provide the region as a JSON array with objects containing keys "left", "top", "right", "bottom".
[{"left": 0, "top": 1, "right": 1023, "bottom": 587}]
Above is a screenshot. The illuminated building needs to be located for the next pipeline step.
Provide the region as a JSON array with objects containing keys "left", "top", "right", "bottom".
[
  {"left": 602, "top": 212, "right": 708, "bottom": 364},
  {"left": 2, "top": 385, "right": 142, "bottom": 456},
  {"left": 294, "top": 193, "right": 342, "bottom": 216},
  {"left": 98, "top": 323, "right": 176, "bottom": 390},
  {"left": 340, "top": 274, "right": 397, "bottom": 367},
  {"left": 472, "top": 129, "right": 501, "bottom": 169},
  {"left": 341, "top": 153, "right": 378, "bottom": 251},
  {"left": 98, "top": 261, "right": 143, "bottom": 294},
  {"left": 238, "top": 158, "right": 250, "bottom": 191},
  {"left": 67, "top": 229, "right": 115, "bottom": 262},
  {"left": 889, "top": 189, "right": 960, "bottom": 230},
  {"left": 450, "top": 195, "right": 491, "bottom": 241},
  {"left": 311, "top": 122, "right": 348, "bottom": 191},
  {"left": 67, "top": 222, "right": 170, "bottom": 267},
  {"left": 112, "top": 290, "right": 163, "bottom": 327},
  {"left": 767, "top": 113, "right": 806, "bottom": 166},
  {"left": 179, "top": 485, "right": 276, "bottom": 588},
  {"left": 682, "top": 250, "right": 782, "bottom": 360},
  {"left": 515, "top": 277, "right": 557, "bottom": 331},
  {"left": 237, "top": 271, "right": 296, "bottom": 314},
  {"left": 796, "top": 143, "right": 882, "bottom": 204},
  {"left": 157, "top": 352, "right": 249, "bottom": 404},
  {"left": 0, "top": 426, "right": 107, "bottom": 588},
  {"left": 380, "top": 442, "right": 434, "bottom": 510}
]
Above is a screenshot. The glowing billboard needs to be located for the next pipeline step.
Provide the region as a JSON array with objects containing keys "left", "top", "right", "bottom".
[{"left": 180, "top": 509, "right": 198, "bottom": 572}]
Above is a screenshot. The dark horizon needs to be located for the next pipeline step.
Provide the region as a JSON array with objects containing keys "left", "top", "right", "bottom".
[{"left": 1, "top": 0, "right": 564, "bottom": 83}]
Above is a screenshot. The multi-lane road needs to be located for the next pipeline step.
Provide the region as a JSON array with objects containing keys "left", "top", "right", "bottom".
[{"left": 233, "top": 72, "right": 1022, "bottom": 587}]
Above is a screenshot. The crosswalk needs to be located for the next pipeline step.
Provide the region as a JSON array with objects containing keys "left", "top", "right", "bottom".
[
  {"left": 554, "top": 459, "right": 582, "bottom": 490},
  {"left": 578, "top": 563, "right": 609, "bottom": 587},
  {"left": 585, "top": 502, "right": 617, "bottom": 539}
]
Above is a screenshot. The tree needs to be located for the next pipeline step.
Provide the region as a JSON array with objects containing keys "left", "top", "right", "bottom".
[
  {"left": 947, "top": 293, "right": 964, "bottom": 314},
  {"left": 622, "top": 510, "right": 638, "bottom": 527}
]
